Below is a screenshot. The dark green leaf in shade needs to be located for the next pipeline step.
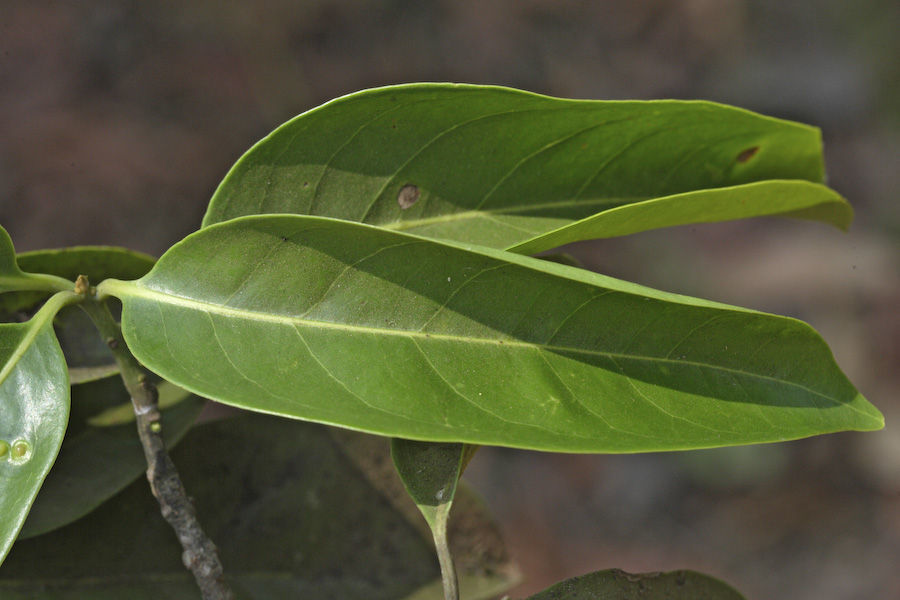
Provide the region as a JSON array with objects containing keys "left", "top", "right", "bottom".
[
  {"left": 507, "top": 180, "right": 852, "bottom": 255},
  {"left": 331, "top": 430, "right": 517, "bottom": 600},
  {"left": 0, "top": 292, "right": 77, "bottom": 564},
  {"left": 0, "top": 246, "right": 156, "bottom": 383},
  {"left": 392, "top": 440, "right": 479, "bottom": 600},
  {"left": 17, "top": 379, "right": 204, "bottom": 539},
  {"left": 100, "top": 215, "right": 883, "bottom": 453},
  {"left": 202, "top": 84, "right": 831, "bottom": 249},
  {"left": 526, "top": 568, "right": 746, "bottom": 600},
  {"left": 0, "top": 414, "right": 517, "bottom": 600}
]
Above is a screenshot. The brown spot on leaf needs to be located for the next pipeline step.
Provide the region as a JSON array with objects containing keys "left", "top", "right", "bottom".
[
  {"left": 736, "top": 146, "right": 759, "bottom": 163},
  {"left": 397, "top": 184, "right": 420, "bottom": 209}
]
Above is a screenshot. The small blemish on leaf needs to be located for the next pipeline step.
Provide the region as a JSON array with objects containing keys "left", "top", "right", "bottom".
[
  {"left": 736, "top": 146, "right": 759, "bottom": 163},
  {"left": 10, "top": 440, "right": 31, "bottom": 463},
  {"left": 397, "top": 184, "right": 420, "bottom": 209},
  {"left": 0, "top": 440, "right": 8, "bottom": 459}
]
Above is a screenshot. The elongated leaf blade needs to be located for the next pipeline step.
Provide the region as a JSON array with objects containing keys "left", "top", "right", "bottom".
[
  {"left": 0, "top": 415, "right": 516, "bottom": 600},
  {"left": 508, "top": 180, "right": 852, "bottom": 255},
  {"left": 103, "top": 215, "right": 882, "bottom": 453},
  {"left": 0, "top": 294, "right": 73, "bottom": 564},
  {"left": 526, "top": 569, "right": 746, "bottom": 600},
  {"left": 203, "top": 84, "right": 829, "bottom": 248}
]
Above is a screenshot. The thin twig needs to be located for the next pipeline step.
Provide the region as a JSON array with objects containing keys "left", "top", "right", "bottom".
[{"left": 80, "top": 279, "right": 233, "bottom": 600}]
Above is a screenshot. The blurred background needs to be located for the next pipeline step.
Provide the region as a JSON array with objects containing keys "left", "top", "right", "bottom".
[{"left": 1, "top": 1, "right": 897, "bottom": 598}]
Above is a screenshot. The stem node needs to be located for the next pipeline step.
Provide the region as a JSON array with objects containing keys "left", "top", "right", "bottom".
[{"left": 82, "top": 298, "right": 233, "bottom": 600}]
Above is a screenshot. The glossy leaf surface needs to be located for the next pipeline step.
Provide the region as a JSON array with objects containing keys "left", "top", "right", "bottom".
[
  {"left": 0, "top": 246, "right": 156, "bottom": 383},
  {"left": 527, "top": 569, "right": 746, "bottom": 600},
  {"left": 508, "top": 180, "right": 851, "bottom": 255},
  {"left": 0, "top": 414, "right": 516, "bottom": 600},
  {"left": 0, "top": 293, "right": 74, "bottom": 563},
  {"left": 102, "top": 215, "right": 882, "bottom": 453},
  {"left": 18, "top": 379, "right": 204, "bottom": 539},
  {"left": 202, "top": 84, "right": 831, "bottom": 249}
]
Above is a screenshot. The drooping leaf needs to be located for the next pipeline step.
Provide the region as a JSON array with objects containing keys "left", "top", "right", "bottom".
[
  {"left": 0, "top": 292, "right": 77, "bottom": 564},
  {"left": 0, "top": 246, "right": 156, "bottom": 383},
  {"left": 99, "top": 215, "right": 882, "bottom": 453},
  {"left": 392, "top": 440, "right": 479, "bottom": 600},
  {"left": 18, "top": 378, "right": 204, "bottom": 539},
  {"left": 331, "top": 430, "right": 517, "bottom": 600},
  {"left": 526, "top": 569, "right": 746, "bottom": 600},
  {"left": 0, "top": 226, "right": 72, "bottom": 295},
  {"left": 391, "top": 440, "right": 470, "bottom": 530},
  {"left": 202, "top": 84, "right": 832, "bottom": 249},
  {"left": 508, "top": 180, "right": 852, "bottom": 255},
  {"left": 0, "top": 414, "right": 517, "bottom": 600}
]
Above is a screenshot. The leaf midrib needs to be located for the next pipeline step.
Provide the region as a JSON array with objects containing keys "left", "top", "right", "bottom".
[
  {"left": 109, "top": 281, "right": 849, "bottom": 405},
  {"left": 383, "top": 195, "right": 639, "bottom": 232}
]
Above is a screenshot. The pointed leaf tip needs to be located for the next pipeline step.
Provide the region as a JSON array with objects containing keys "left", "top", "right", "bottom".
[
  {"left": 105, "top": 214, "right": 881, "bottom": 453},
  {"left": 203, "top": 84, "right": 828, "bottom": 249}
]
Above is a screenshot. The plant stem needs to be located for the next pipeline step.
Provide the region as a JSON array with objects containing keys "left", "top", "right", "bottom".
[
  {"left": 80, "top": 288, "right": 233, "bottom": 600},
  {"left": 432, "top": 509, "right": 460, "bottom": 600}
]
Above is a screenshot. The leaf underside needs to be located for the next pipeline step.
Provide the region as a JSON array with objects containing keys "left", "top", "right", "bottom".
[
  {"left": 507, "top": 180, "right": 851, "bottom": 255},
  {"left": 203, "top": 83, "right": 834, "bottom": 249},
  {"left": 105, "top": 215, "right": 882, "bottom": 454}
]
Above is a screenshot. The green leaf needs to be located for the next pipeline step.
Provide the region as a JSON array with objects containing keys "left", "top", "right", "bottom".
[
  {"left": 202, "top": 84, "right": 829, "bottom": 249},
  {"left": 508, "top": 180, "right": 852, "bottom": 255},
  {"left": 17, "top": 379, "right": 204, "bottom": 539},
  {"left": 526, "top": 569, "right": 746, "bottom": 600},
  {"left": 331, "top": 430, "right": 517, "bottom": 600},
  {"left": 392, "top": 440, "right": 478, "bottom": 600},
  {"left": 0, "top": 246, "right": 156, "bottom": 383},
  {"left": 0, "top": 226, "right": 72, "bottom": 295},
  {"left": 0, "top": 292, "right": 76, "bottom": 564},
  {"left": 0, "top": 225, "right": 19, "bottom": 284},
  {"left": 0, "top": 414, "right": 517, "bottom": 600},
  {"left": 100, "top": 215, "right": 882, "bottom": 453}
]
